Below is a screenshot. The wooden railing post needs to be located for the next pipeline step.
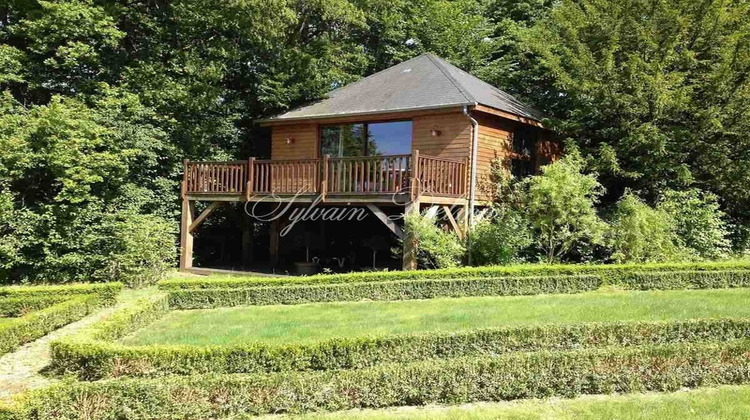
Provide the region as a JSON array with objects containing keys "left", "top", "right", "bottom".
[
  {"left": 321, "top": 154, "right": 329, "bottom": 201},
  {"left": 410, "top": 149, "right": 420, "bottom": 201},
  {"left": 181, "top": 159, "right": 189, "bottom": 198},
  {"left": 246, "top": 158, "right": 255, "bottom": 201}
]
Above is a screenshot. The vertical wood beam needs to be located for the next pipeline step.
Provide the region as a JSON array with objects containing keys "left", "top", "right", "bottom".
[
  {"left": 246, "top": 157, "right": 255, "bottom": 201},
  {"left": 402, "top": 200, "right": 420, "bottom": 271},
  {"left": 269, "top": 217, "right": 280, "bottom": 268},
  {"left": 179, "top": 198, "right": 195, "bottom": 270}
]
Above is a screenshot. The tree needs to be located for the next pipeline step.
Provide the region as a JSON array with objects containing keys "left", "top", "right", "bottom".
[
  {"left": 607, "top": 192, "right": 685, "bottom": 263},
  {"left": 658, "top": 189, "right": 732, "bottom": 260},
  {"left": 487, "top": 0, "right": 750, "bottom": 246},
  {"left": 524, "top": 150, "right": 606, "bottom": 262}
]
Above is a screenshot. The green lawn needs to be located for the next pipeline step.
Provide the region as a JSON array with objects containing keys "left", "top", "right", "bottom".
[
  {"left": 262, "top": 385, "right": 750, "bottom": 420},
  {"left": 121, "top": 287, "right": 750, "bottom": 346}
]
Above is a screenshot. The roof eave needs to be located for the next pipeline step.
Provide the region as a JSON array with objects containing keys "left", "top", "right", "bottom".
[{"left": 256, "top": 103, "right": 476, "bottom": 125}]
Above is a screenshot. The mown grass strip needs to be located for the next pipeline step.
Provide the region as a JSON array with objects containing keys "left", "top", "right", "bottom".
[
  {"left": 13, "top": 340, "right": 750, "bottom": 419},
  {"left": 158, "top": 261, "right": 750, "bottom": 289}
]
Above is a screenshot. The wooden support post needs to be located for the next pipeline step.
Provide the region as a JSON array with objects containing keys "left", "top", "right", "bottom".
[
  {"left": 402, "top": 200, "right": 419, "bottom": 271},
  {"left": 269, "top": 217, "right": 280, "bottom": 268},
  {"left": 189, "top": 201, "right": 223, "bottom": 233},
  {"left": 321, "top": 154, "right": 329, "bottom": 201},
  {"left": 410, "top": 149, "right": 420, "bottom": 201},
  {"left": 246, "top": 157, "right": 255, "bottom": 201},
  {"left": 179, "top": 198, "right": 195, "bottom": 270}
]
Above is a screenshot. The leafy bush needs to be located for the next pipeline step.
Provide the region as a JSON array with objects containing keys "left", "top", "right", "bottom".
[
  {"left": 166, "top": 275, "right": 601, "bottom": 309},
  {"left": 16, "top": 340, "right": 750, "bottom": 419},
  {"left": 403, "top": 210, "right": 465, "bottom": 269},
  {"left": 607, "top": 193, "right": 687, "bottom": 263},
  {"left": 158, "top": 260, "right": 750, "bottom": 289},
  {"left": 468, "top": 207, "right": 532, "bottom": 265},
  {"left": 52, "top": 317, "right": 750, "bottom": 380},
  {"left": 658, "top": 188, "right": 732, "bottom": 260},
  {"left": 0, "top": 295, "right": 69, "bottom": 317},
  {"left": 524, "top": 150, "right": 607, "bottom": 262}
]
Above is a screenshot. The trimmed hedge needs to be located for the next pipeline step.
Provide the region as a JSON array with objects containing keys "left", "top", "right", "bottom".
[
  {"left": 0, "top": 294, "right": 104, "bottom": 355},
  {"left": 168, "top": 275, "right": 601, "bottom": 309},
  {"left": 11, "top": 340, "right": 750, "bottom": 419},
  {"left": 164, "top": 270, "right": 750, "bottom": 309},
  {"left": 158, "top": 260, "right": 750, "bottom": 289},
  {"left": 52, "top": 317, "right": 750, "bottom": 380},
  {"left": 0, "top": 296, "right": 69, "bottom": 317},
  {"left": 0, "top": 283, "right": 123, "bottom": 305}
]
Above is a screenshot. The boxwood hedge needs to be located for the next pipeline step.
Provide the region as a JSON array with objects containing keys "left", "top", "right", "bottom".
[
  {"left": 0, "top": 296, "right": 70, "bottom": 317},
  {"left": 0, "top": 283, "right": 123, "bottom": 305},
  {"left": 10, "top": 340, "right": 750, "bottom": 419},
  {"left": 52, "top": 316, "right": 750, "bottom": 380},
  {"left": 0, "top": 294, "right": 104, "bottom": 355},
  {"left": 167, "top": 274, "right": 601, "bottom": 309},
  {"left": 158, "top": 260, "right": 750, "bottom": 290}
]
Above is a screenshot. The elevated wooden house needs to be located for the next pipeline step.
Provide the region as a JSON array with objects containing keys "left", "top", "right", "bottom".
[{"left": 180, "top": 54, "right": 559, "bottom": 272}]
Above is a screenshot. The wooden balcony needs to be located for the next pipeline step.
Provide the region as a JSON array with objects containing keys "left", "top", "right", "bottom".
[{"left": 181, "top": 151, "right": 468, "bottom": 204}]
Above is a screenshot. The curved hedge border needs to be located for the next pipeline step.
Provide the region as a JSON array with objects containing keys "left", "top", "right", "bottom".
[
  {"left": 0, "top": 294, "right": 103, "bottom": 355},
  {"left": 51, "top": 316, "right": 750, "bottom": 380},
  {"left": 158, "top": 260, "right": 750, "bottom": 289},
  {"left": 11, "top": 340, "right": 750, "bottom": 419},
  {"left": 168, "top": 275, "right": 601, "bottom": 309}
]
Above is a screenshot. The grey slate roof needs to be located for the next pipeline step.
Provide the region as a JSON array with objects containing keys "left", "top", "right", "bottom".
[{"left": 261, "top": 53, "right": 544, "bottom": 123}]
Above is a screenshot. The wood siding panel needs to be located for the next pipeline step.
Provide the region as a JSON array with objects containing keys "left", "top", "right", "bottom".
[
  {"left": 271, "top": 124, "right": 318, "bottom": 160},
  {"left": 475, "top": 113, "right": 514, "bottom": 202},
  {"left": 412, "top": 113, "right": 472, "bottom": 160}
]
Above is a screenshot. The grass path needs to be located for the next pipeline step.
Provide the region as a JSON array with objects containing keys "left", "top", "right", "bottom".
[
  {"left": 263, "top": 385, "right": 750, "bottom": 419},
  {"left": 0, "top": 289, "right": 149, "bottom": 401},
  {"left": 122, "top": 287, "right": 750, "bottom": 346}
]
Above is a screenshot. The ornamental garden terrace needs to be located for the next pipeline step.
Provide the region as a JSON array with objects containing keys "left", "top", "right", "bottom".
[{"left": 179, "top": 54, "right": 560, "bottom": 274}]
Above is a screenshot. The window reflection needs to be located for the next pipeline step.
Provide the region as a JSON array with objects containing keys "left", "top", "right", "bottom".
[{"left": 320, "top": 121, "right": 412, "bottom": 157}]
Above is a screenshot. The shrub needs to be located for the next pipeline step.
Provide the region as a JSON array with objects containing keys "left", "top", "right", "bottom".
[
  {"left": 614, "top": 270, "right": 750, "bottom": 290},
  {"left": 468, "top": 208, "right": 532, "bottom": 265},
  {"left": 157, "top": 260, "right": 750, "bottom": 289},
  {"left": 0, "top": 294, "right": 104, "bottom": 355},
  {"left": 0, "top": 295, "right": 69, "bottom": 317},
  {"left": 524, "top": 150, "right": 607, "bottom": 262},
  {"left": 403, "top": 210, "right": 465, "bottom": 269},
  {"left": 607, "top": 192, "right": 687, "bottom": 263},
  {"left": 51, "top": 317, "right": 750, "bottom": 380},
  {"left": 658, "top": 188, "right": 732, "bottom": 259},
  {"left": 165, "top": 275, "right": 601, "bottom": 309},
  {"left": 14, "top": 340, "right": 750, "bottom": 419}
]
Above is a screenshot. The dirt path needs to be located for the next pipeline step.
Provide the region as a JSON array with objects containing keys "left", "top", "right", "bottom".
[{"left": 0, "top": 289, "right": 145, "bottom": 401}]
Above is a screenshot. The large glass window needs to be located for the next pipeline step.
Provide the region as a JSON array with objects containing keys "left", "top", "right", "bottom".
[{"left": 320, "top": 121, "right": 412, "bottom": 157}]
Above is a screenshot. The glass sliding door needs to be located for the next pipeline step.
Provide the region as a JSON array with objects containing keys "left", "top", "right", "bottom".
[{"left": 320, "top": 121, "right": 412, "bottom": 157}]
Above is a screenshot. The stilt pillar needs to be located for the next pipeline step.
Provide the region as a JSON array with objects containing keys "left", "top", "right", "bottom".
[
  {"left": 402, "top": 200, "right": 419, "bottom": 270},
  {"left": 179, "top": 198, "right": 195, "bottom": 270}
]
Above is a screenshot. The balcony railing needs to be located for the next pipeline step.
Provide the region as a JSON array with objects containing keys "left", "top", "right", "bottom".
[{"left": 182, "top": 151, "right": 467, "bottom": 199}]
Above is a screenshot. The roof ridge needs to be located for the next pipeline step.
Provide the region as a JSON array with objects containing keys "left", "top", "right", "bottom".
[{"left": 424, "top": 53, "right": 476, "bottom": 104}]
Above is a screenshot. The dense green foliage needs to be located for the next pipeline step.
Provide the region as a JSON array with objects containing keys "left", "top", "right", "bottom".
[
  {"left": 1, "top": 0, "right": 748, "bottom": 278},
  {"left": 0, "top": 282, "right": 123, "bottom": 305},
  {"left": 403, "top": 211, "right": 465, "bottom": 269},
  {"left": 9, "top": 340, "right": 750, "bottom": 419},
  {"left": 52, "top": 315, "right": 750, "bottom": 379}
]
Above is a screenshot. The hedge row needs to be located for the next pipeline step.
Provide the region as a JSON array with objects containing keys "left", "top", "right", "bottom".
[
  {"left": 9, "top": 340, "right": 750, "bottom": 419},
  {"left": 0, "top": 296, "right": 69, "bottom": 317},
  {"left": 0, "top": 283, "right": 123, "bottom": 305},
  {"left": 158, "top": 260, "right": 750, "bottom": 289},
  {"left": 165, "top": 270, "right": 750, "bottom": 309},
  {"left": 0, "top": 294, "right": 104, "bottom": 355},
  {"left": 168, "top": 275, "right": 601, "bottom": 309},
  {"left": 51, "top": 317, "right": 750, "bottom": 380}
]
